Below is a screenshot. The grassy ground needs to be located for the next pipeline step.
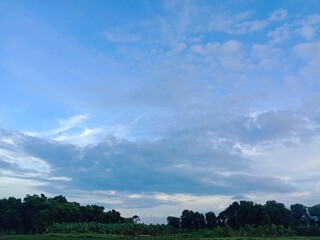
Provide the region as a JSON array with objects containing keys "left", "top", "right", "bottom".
[{"left": 2, "top": 235, "right": 320, "bottom": 240}]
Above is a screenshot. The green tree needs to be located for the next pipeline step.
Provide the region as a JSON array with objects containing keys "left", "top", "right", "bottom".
[
  {"left": 55, "top": 202, "right": 82, "bottom": 223},
  {"left": 291, "top": 203, "right": 308, "bottom": 220},
  {"left": 167, "top": 216, "right": 180, "bottom": 228},
  {"left": 180, "top": 209, "right": 194, "bottom": 229},
  {"left": 309, "top": 204, "right": 320, "bottom": 226},
  {"left": 21, "top": 194, "right": 55, "bottom": 233},
  {"left": 193, "top": 211, "right": 206, "bottom": 229},
  {"left": 291, "top": 203, "right": 309, "bottom": 227},
  {"left": 265, "top": 200, "right": 293, "bottom": 227},
  {"left": 80, "top": 205, "right": 104, "bottom": 222},
  {"left": 218, "top": 201, "right": 240, "bottom": 228},
  {"left": 205, "top": 211, "right": 217, "bottom": 229},
  {"left": 52, "top": 195, "right": 67, "bottom": 204},
  {"left": 132, "top": 215, "right": 140, "bottom": 224},
  {"left": 218, "top": 201, "right": 269, "bottom": 229},
  {"left": 104, "top": 209, "right": 124, "bottom": 224},
  {"left": 1, "top": 197, "right": 23, "bottom": 233}
]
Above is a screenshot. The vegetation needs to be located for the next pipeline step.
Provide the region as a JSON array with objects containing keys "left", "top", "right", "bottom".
[
  {"left": 165, "top": 200, "right": 320, "bottom": 236},
  {"left": 0, "top": 194, "right": 135, "bottom": 234},
  {"left": 0, "top": 193, "right": 320, "bottom": 238},
  {"left": 3, "top": 236, "right": 320, "bottom": 240}
]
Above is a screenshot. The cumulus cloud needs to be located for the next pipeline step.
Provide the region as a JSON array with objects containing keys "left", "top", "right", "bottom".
[
  {"left": 268, "top": 24, "right": 291, "bottom": 44},
  {"left": 191, "top": 40, "right": 245, "bottom": 69},
  {"left": 2, "top": 104, "right": 316, "bottom": 200},
  {"left": 300, "top": 25, "right": 316, "bottom": 40},
  {"left": 251, "top": 44, "right": 284, "bottom": 67},
  {"left": 293, "top": 41, "right": 320, "bottom": 59},
  {"left": 293, "top": 41, "right": 320, "bottom": 85}
]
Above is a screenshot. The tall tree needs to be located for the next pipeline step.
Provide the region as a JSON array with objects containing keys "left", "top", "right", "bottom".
[
  {"left": 193, "top": 211, "right": 206, "bottom": 229},
  {"left": 218, "top": 201, "right": 269, "bottom": 228},
  {"left": 291, "top": 203, "right": 309, "bottom": 227},
  {"left": 309, "top": 204, "right": 320, "bottom": 226},
  {"left": 104, "top": 209, "right": 124, "bottom": 224},
  {"left": 205, "top": 211, "right": 217, "bottom": 229},
  {"left": 265, "top": 200, "right": 293, "bottom": 227},
  {"left": 167, "top": 216, "right": 180, "bottom": 229},
  {"left": 180, "top": 209, "right": 194, "bottom": 230},
  {"left": 1, "top": 197, "right": 23, "bottom": 233}
]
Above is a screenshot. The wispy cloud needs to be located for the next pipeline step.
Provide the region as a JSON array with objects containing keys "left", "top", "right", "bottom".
[
  {"left": 23, "top": 114, "right": 104, "bottom": 146},
  {"left": 204, "top": 8, "right": 287, "bottom": 36},
  {"left": 268, "top": 23, "right": 291, "bottom": 44},
  {"left": 102, "top": 29, "right": 142, "bottom": 43},
  {"left": 269, "top": 8, "right": 288, "bottom": 21}
]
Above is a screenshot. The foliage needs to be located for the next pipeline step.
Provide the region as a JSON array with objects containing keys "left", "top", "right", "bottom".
[
  {"left": 265, "top": 200, "right": 293, "bottom": 227},
  {"left": 5, "top": 234, "right": 320, "bottom": 240},
  {"left": 218, "top": 201, "right": 269, "bottom": 229},
  {"left": 46, "top": 222, "right": 173, "bottom": 236},
  {"left": 167, "top": 216, "right": 180, "bottom": 229},
  {"left": 180, "top": 209, "right": 206, "bottom": 230},
  {"left": 1, "top": 193, "right": 320, "bottom": 237},
  {"left": 205, "top": 211, "right": 217, "bottom": 229},
  {"left": 0, "top": 194, "right": 134, "bottom": 234}
]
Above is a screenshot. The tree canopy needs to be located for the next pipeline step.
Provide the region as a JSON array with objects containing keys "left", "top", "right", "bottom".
[
  {"left": 1, "top": 194, "right": 320, "bottom": 236},
  {"left": 0, "top": 194, "right": 135, "bottom": 234}
]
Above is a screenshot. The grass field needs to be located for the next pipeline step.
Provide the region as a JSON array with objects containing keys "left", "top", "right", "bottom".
[{"left": 2, "top": 235, "right": 320, "bottom": 240}]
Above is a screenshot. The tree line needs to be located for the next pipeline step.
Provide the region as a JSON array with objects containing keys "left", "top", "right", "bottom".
[
  {"left": 167, "top": 200, "right": 320, "bottom": 235},
  {"left": 1, "top": 194, "right": 320, "bottom": 236},
  {"left": 0, "top": 194, "right": 138, "bottom": 234}
]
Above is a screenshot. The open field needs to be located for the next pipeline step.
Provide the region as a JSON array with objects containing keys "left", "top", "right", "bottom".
[{"left": 3, "top": 235, "right": 320, "bottom": 240}]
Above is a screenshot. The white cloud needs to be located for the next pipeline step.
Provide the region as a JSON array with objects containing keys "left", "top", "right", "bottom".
[
  {"left": 300, "top": 25, "right": 316, "bottom": 40},
  {"left": 103, "top": 29, "right": 142, "bottom": 43},
  {"left": 54, "top": 128, "right": 103, "bottom": 146},
  {"left": 122, "top": 193, "right": 233, "bottom": 223},
  {"left": 269, "top": 8, "right": 288, "bottom": 21},
  {"left": 304, "top": 14, "right": 320, "bottom": 25},
  {"left": 293, "top": 41, "right": 320, "bottom": 84},
  {"left": 1, "top": 137, "right": 15, "bottom": 145},
  {"left": 0, "top": 176, "right": 48, "bottom": 199},
  {"left": 251, "top": 44, "right": 284, "bottom": 67},
  {"left": 268, "top": 23, "right": 290, "bottom": 43},
  {"left": 191, "top": 40, "right": 247, "bottom": 71},
  {"left": 252, "top": 136, "right": 320, "bottom": 200},
  {"left": 47, "top": 176, "right": 72, "bottom": 181},
  {"left": 206, "top": 11, "right": 251, "bottom": 34},
  {"left": 0, "top": 148, "right": 51, "bottom": 173},
  {"left": 235, "top": 20, "right": 269, "bottom": 33},
  {"left": 57, "top": 114, "right": 89, "bottom": 133},
  {"left": 22, "top": 114, "right": 104, "bottom": 146},
  {"left": 293, "top": 41, "right": 320, "bottom": 59},
  {"left": 62, "top": 189, "right": 235, "bottom": 223},
  {"left": 206, "top": 8, "right": 287, "bottom": 36}
]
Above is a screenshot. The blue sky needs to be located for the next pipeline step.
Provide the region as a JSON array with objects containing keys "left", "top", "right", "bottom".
[{"left": 1, "top": 0, "right": 320, "bottom": 223}]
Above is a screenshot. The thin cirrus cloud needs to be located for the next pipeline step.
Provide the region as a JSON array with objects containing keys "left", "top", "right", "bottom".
[{"left": 102, "top": 29, "right": 142, "bottom": 43}]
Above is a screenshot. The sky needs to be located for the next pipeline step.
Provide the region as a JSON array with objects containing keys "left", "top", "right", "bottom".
[{"left": 1, "top": 0, "right": 320, "bottom": 223}]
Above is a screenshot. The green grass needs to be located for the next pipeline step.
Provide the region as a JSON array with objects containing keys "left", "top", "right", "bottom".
[{"left": 3, "top": 235, "right": 320, "bottom": 240}]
